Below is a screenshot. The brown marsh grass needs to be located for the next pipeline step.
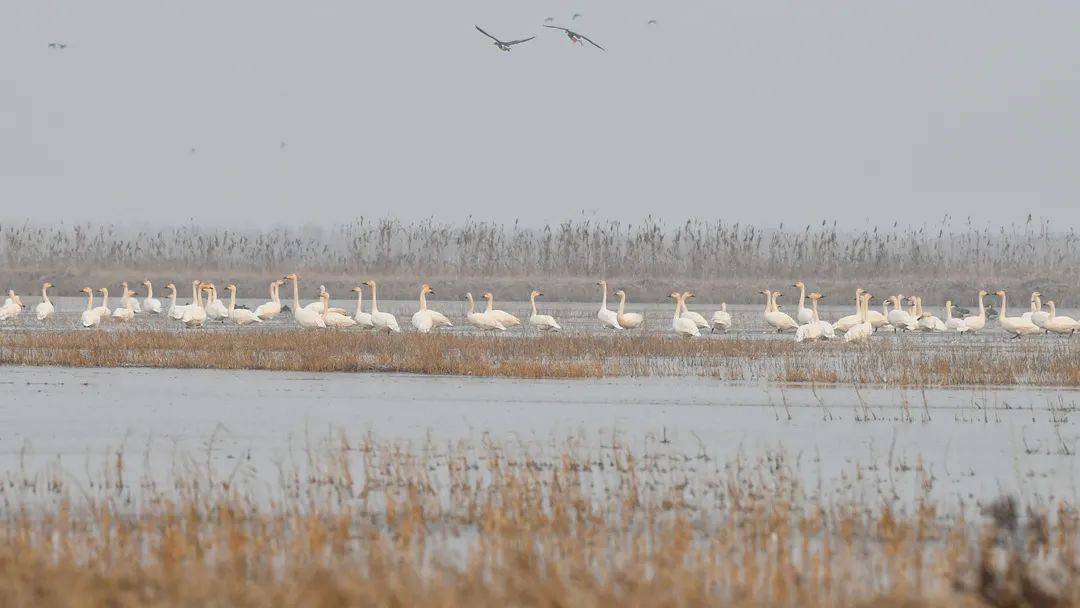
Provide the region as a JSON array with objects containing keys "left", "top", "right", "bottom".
[
  {"left": 0, "top": 437, "right": 1076, "bottom": 607},
  {"left": 2, "top": 329, "right": 1080, "bottom": 386}
]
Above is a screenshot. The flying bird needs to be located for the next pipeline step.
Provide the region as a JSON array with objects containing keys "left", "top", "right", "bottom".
[
  {"left": 544, "top": 17, "right": 554, "bottom": 23},
  {"left": 48, "top": 42, "right": 67, "bottom": 50},
  {"left": 542, "top": 25, "right": 604, "bottom": 50},
  {"left": 572, "top": 13, "right": 583, "bottom": 20},
  {"left": 648, "top": 20, "right": 658, "bottom": 25},
  {"left": 474, "top": 25, "right": 536, "bottom": 52}
]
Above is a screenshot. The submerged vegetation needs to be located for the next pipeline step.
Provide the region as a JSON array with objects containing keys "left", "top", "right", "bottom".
[
  {"left": 0, "top": 436, "right": 1076, "bottom": 607},
  {"left": 2, "top": 216, "right": 1079, "bottom": 300},
  {"left": 3, "top": 329, "right": 1080, "bottom": 385}
]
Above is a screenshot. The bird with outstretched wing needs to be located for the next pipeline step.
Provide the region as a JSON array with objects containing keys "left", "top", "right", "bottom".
[
  {"left": 475, "top": 25, "right": 536, "bottom": 51},
  {"left": 542, "top": 25, "right": 605, "bottom": 51}
]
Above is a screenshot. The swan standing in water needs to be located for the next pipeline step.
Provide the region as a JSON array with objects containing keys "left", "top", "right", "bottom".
[
  {"left": 528, "top": 290, "right": 561, "bottom": 332},
  {"left": 679, "top": 292, "right": 709, "bottom": 330},
  {"left": 92, "top": 287, "right": 112, "bottom": 322},
  {"left": 596, "top": 280, "right": 622, "bottom": 330},
  {"left": 613, "top": 289, "right": 644, "bottom": 330},
  {"left": 811, "top": 293, "right": 836, "bottom": 339},
  {"left": 79, "top": 288, "right": 101, "bottom": 327},
  {"left": 483, "top": 292, "right": 521, "bottom": 328},
  {"left": 319, "top": 290, "right": 356, "bottom": 328},
  {"left": 995, "top": 290, "right": 1040, "bottom": 338},
  {"left": 843, "top": 292, "right": 874, "bottom": 343},
  {"left": 762, "top": 290, "right": 798, "bottom": 332},
  {"left": 284, "top": 274, "right": 325, "bottom": 329},
  {"left": 181, "top": 281, "right": 208, "bottom": 328},
  {"left": 710, "top": 303, "right": 732, "bottom": 333},
  {"left": 1044, "top": 301, "right": 1080, "bottom": 335},
  {"left": 886, "top": 295, "right": 917, "bottom": 332},
  {"left": 303, "top": 285, "right": 348, "bottom": 315},
  {"left": 1030, "top": 292, "right": 1050, "bottom": 332},
  {"left": 411, "top": 284, "right": 452, "bottom": 333},
  {"left": 225, "top": 284, "right": 262, "bottom": 325},
  {"left": 914, "top": 297, "right": 946, "bottom": 332},
  {"left": 962, "top": 290, "right": 989, "bottom": 333},
  {"left": 833, "top": 288, "right": 865, "bottom": 332},
  {"left": 204, "top": 284, "right": 229, "bottom": 321},
  {"left": 351, "top": 286, "right": 375, "bottom": 329},
  {"left": 944, "top": 301, "right": 970, "bottom": 333},
  {"left": 669, "top": 292, "right": 700, "bottom": 338},
  {"left": 792, "top": 281, "right": 815, "bottom": 325},
  {"left": 0, "top": 290, "right": 26, "bottom": 321},
  {"left": 112, "top": 287, "right": 137, "bottom": 322},
  {"left": 796, "top": 292, "right": 833, "bottom": 342},
  {"left": 142, "top": 281, "right": 162, "bottom": 314},
  {"left": 254, "top": 279, "right": 284, "bottom": 320},
  {"left": 363, "top": 280, "right": 400, "bottom": 333},
  {"left": 35, "top": 283, "right": 55, "bottom": 321},
  {"left": 166, "top": 283, "right": 190, "bottom": 320},
  {"left": 465, "top": 292, "right": 505, "bottom": 331}
]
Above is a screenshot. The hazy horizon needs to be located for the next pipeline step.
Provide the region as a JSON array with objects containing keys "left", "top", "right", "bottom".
[{"left": 3, "top": 0, "right": 1077, "bottom": 229}]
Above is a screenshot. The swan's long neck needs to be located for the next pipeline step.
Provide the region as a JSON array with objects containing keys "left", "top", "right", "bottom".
[
  {"left": 419, "top": 289, "right": 428, "bottom": 312},
  {"left": 1049, "top": 302, "right": 1057, "bottom": 319},
  {"left": 485, "top": 297, "right": 493, "bottom": 313},
  {"left": 271, "top": 282, "right": 279, "bottom": 305},
  {"left": 355, "top": 290, "right": 364, "bottom": 315},
  {"left": 530, "top": 294, "right": 538, "bottom": 316},
  {"left": 291, "top": 279, "right": 301, "bottom": 311},
  {"left": 617, "top": 292, "right": 626, "bottom": 315},
  {"left": 721, "top": 303, "right": 727, "bottom": 313},
  {"left": 193, "top": 283, "right": 203, "bottom": 309},
  {"left": 811, "top": 298, "right": 820, "bottom": 323},
  {"left": 945, "top": 303, "right": 953, "bottom": 321},
  {"left": 673, "top": 295, "right": 682, "bottom": 321},
  {"left": 146, "top": 283, "right": 153, "bottom": 299},
  {"left": 798, "top": 284, "right": 806, "bottom": 309},
  {"left": 600, "top": 283, "right": 608, "bottom": 309},
  {"left": 85, "top": 291, "right": 94, "bottom": 310},
  {"left": 1034, "top": 294, "right": 1042, "bottom": 312},
  {"left": 680, "top": 293, "right": 690, "bottom": 314},
  {"left": 763, "top": 291, "right": 772, "bottom": 313},
  {"left": 101, "top": 289, "right": 109, "bottom": 308},
  {"left": 467, "top": 294, "right": 475, "bottom": 315},
  {"left": 977, "top": 293, "right": 985, "bottom": 319},
  {"left": 228, "top": 289, "right": 237, "bottom": 312},
  {"left": 41, "top": 284, "right": 50, "bottom": 304},
  {"left": 999, "top": 293, "right": 1008, "bottom": 318},
  {"left": 369, "top": 283, "right": 379, "bottom": 314}
]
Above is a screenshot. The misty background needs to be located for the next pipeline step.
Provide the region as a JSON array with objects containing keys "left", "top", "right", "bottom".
[{"left": 2, "top": 0, "right": 1078, "bottom": 229}]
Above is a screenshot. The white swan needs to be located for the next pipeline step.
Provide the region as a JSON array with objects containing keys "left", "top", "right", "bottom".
[
  {"left": 364, "top": 280, "right": 399, "bottom": 333},
  {"left": 528, "top": 290, "right": 561, "bottom": 331},
  {"left": 284, "top": 274, "right": 325, "bottom": 329},
  {"left": 254, "top": 279, "right": 284, "bottom": 320},
  {"left": 679, "top": 292, "right": 709, "bottom": 330},
  {"left": 614, "top": 289, "right": 644, "bottom": 329},
  {"left": 710, "top": 303, "right": 732, "bottom": 333},
  {"left": 181, "top": 280, "right": 208, "bottom": 328},
  {"left": 596, "top": 280, "right": 623, "bottom": 330},
  {"left": 79, "top": 287, "right": 101, "bottom": 327},
  {"left": 483, "top": 292, "right": 522, "bottom": 328},
  {"left": 1044, "top": 300, "right": 1080, "bottom": 336},
  {"left": 763, "top": 290, "right": 798, "bottom": 332},
  {"left": 204, "top": 284, "right": 229, "bottom": 321},
  {"left": 914, "top": 297, "right": 946, "bottom": 332},
  {"left": 0, "top": 290, "right": 26, "bottom": 321},
  {"left": 812, "top": 293, "right": 836, "bottom": 339},
  {"left": 793, "top": 281, "right": 815, "bottom": 325},
  {"left": 886, "top": 295, "right": 917, "bottom": 331},
  {"left": 962, "top": 290, "right": 989, "bottom": 333},
  {"left": 320, "top": 290, "right": 356, "bottom": 328},
  {"left": 35, "top": 282, "right": 55, "bottom": 321},
  {"left": 301, "top": 285, "right": 349, "bottom": 315},
  {"left": 141, "top": 280, "right": 162, "bottom": 314},
  {"left": 226, "top": 284, "right": 262, "bottom": 325},
  {"left": 796, "top": 292, "right": 833, "bottom": 342},
  {"left": 833, "top": 288, "right": 865, "bottom": 332},
  {"left": 351, "top": 286, "right": 375, "bottom": 329},
  {"left": 944, "top": 301, "right": 969, "bottom": 333},
  {"left": 112, "top": 287, "right": 136, "bottom": 322},
  {"left": 844, "top": 292, "right": 874, "bottom": 343},
  {"left": 1030, "top": 292, "right": 1050, "bottom": 331},
  {"left": 92, "top": 287, "right": 112, "bottom": 322},
  {"left": 465, "top": 292, "right": 505, "bottom": 331},
  {"left": 995, "top": 290, "right": 1040, "bottom": 338},
  {"left": 670, "top": 292, "right": 700, "bottom": 337},
  {"left": 166, "top": 283, "right": 190, "bottom": 320},
  {"left": 411, "top": 284, "right": 452, "bottom": 333}
]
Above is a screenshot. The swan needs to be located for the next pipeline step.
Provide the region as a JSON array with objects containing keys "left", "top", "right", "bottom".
[
  {"left": 812, "top": 293, "right": 836, "bottom": 339},
  {"left": 995, "top": 290, "right": 1041, "bottom": 338},
  {"left": 944, "top": 301, "right": 969, "bottom": 333},
  {"left": 181, "top": 280, "right": 208, "bottom": 328},
  {"left": 79, "top": 288, "right": 101, "bottom": 327},
  {"left": 1044, "top": 300, "right": 1080, "bottom": 336},
  {"left": 833, "top": 289, "right": 865, "bottom": 332},
  {"left": 35, "top": 282, "right": 55, "bottom": 321},
  {"left": 843, "top": 292, "right": 874, "bottom": 343},
  {"left": 411, "top": 284, "right": 452, "bottom": 333},
  {"left": 528, "top": 290, "right": 562, "bottom": 331},
  {"left": 796, "top": 292, "right": 834, "bottom": 342},
  {"left": 0, "top": 290, "right": 26, "bottom": 321},
  {"left": 886, "top": 295, "right": 917, "bottom": 332},
  {"left": 204, "top": 284, "right": 230, "bottom": 321},
  {"left": 710, "top": 303, "right": 732, "bottom": 333},
  {"left": 483, "top": 292, "right": 522, "bottom": 328},
  {"left": 465, "top": 292, "right": 505, "bottom": 331},
  {"left": 351, "top": 286, "right": 375, "bottom": 329},
  {"left": 962, "top": 290, "right": 989, "bottom": 333},
  {"left": 669, "top": 292, "right": 700, "bottom": 337},
  {"left": 226, "top": 284, "right": 262, "bottom": 325},
  {"left": 679, "top": 292, "right": 709, "bottom": 330},
  {"left": 914, "top": 297, "right": 946, "bottom": 332},
  {"left": 613, "top": 289, "right": 644, "bottom": 329},
  {"left": 302, "top": 285, "right": 349, "bottom": 315},
  {"left": 284, "top": 274, "right": 326, "bottom": 329},
  {"left": 142, "top": 281, "right": 162, "bottom": 314},
  {"left": 792, "top": 281, "right": 815, "bottom": 325},
  {"left": 1030, "top": 292, "right": 1050, "bottom": 331},
  {"left": 254, "top": 279, "right": 284, "bottom": 320},
  {"left": 763, "top": 290, "right": 798, "bottom": 332},
  {"left": 364, "top": 280, "right": 399, "bottom": 333},
  {"left": 596, "top": 280, "right": 623, "bottom": 330},
  {"left": 92, "top": 287, "right": 111, "bottom": 321},
  {"left": 166, "top": 283, "right": 191, "bottom": 320},
  {"left": 111, "top": 287, "right": 137, "bottom": 322},
  {"left": 319, "top": 290, "right": 356, "bottom": 328}
]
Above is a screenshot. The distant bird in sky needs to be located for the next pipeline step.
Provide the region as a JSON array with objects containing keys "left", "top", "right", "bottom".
[
  {"left": 542, "top": 25, "right": 604, "bottom": 51},
  {"left": 572, "top": 13, "right": 583, "bottom": 20},
  {"left": 474, "top": 25, "right": 536, "bottom": 52},
  {"left": 190, "top": 147, "right": 196, "bottom": 154},
  {"left": 48, "top": 42, "right": 67, "bottom": 50},
  {"left": 648, "top": 19, "right": 658, "bottom": 25},
  {"left": 280, "top": 141, "right": 286, "bottom": 149},
  {"left": 544, "top": 17, "right": 554, "bottom": 23}
]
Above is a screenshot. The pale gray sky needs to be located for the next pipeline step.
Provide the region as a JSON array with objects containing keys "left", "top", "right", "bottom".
[{"left": 2, "top": 0, "right": 1078, "bottom": 228}]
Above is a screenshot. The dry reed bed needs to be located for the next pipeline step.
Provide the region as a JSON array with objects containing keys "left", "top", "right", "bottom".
[
  {"left": 2, "top": 330, "right": 1080, "bottom": 385},
  {"left": 0, "top": 438, "right": 1076, "bottom": 607}
]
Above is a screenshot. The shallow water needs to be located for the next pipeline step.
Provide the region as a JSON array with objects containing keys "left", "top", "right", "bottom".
[{"left": 1, "top": 366, "right": 1076, "bottom": 506}]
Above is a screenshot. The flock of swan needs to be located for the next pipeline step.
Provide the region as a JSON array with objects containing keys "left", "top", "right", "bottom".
[{"left": 1, "top": 276, "right": 1078, "bottom": 340}]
